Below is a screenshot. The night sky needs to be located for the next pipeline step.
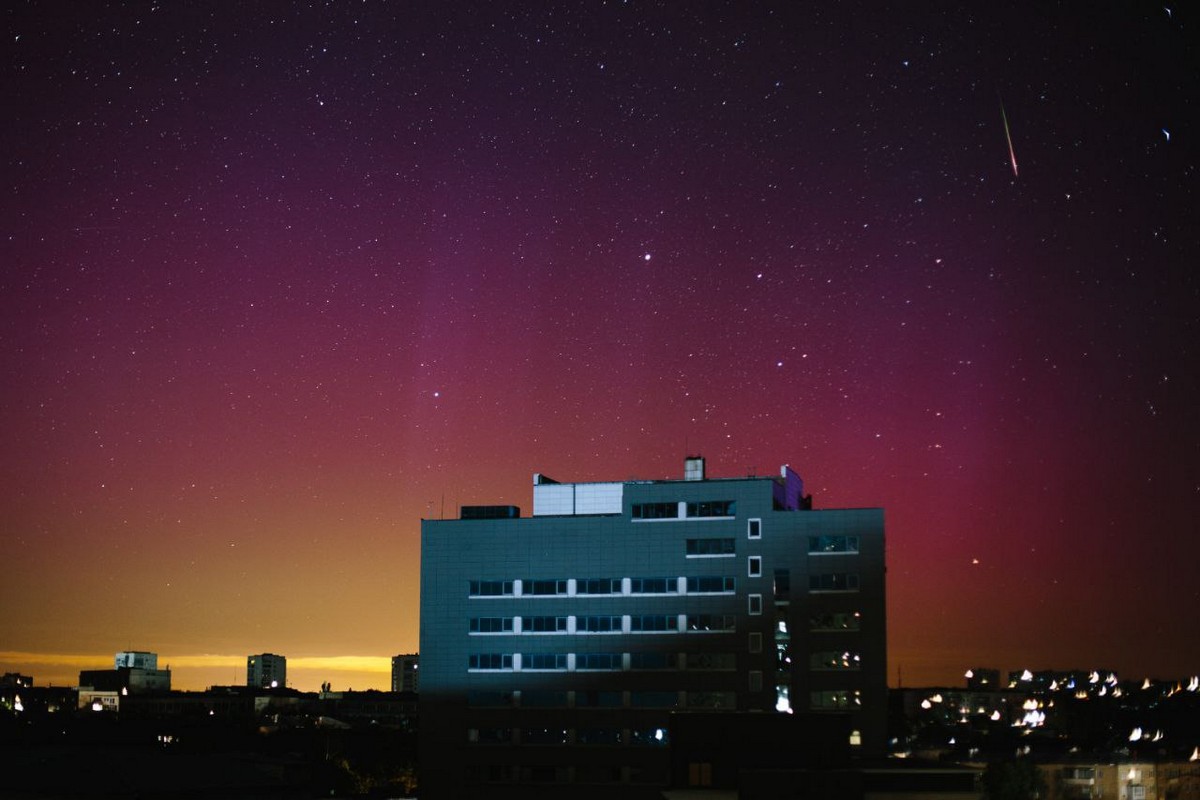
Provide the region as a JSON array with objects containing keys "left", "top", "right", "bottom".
[{"left": 2, "top": 2, "right": 1196, "bottom": 692}]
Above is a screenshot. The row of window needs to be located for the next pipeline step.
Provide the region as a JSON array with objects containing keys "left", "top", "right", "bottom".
[
  {"left": 631, "top": 500, "right": 736, "bottom": 520},
  {"left": 469, "top": 727, "right": 670, "bottom": 746},
  {"left": 466, "top": 688, "right": 860, "bottom": 711},
  {"left": 471, "top": 614, "right": 736, "bottom": 634},
  {"left": 617, "top": 533, "right": 861, "bottom": 560},
  {"left": 468, "top": 648, "right": 738, "bottom": 672},
  {"left": 469, "top": 576, "right": 738, "bottom": 597},
  {"left": 471, "top": 612, "right": 859, "bottom": 637}
]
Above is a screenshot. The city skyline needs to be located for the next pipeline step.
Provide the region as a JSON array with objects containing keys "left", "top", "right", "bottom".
[{"left": 2, "top": 3, "right": 1197, "bottom": 693}]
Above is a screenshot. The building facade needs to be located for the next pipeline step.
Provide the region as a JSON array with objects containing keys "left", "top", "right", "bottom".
[
  {"left": 392, "top": 654, "right": 419, "bottom": 693},
  {"left": 419, "top": 458, "right": 886, "bottom": 798},
  {"left": 247, "top": 653, "right": 287, "bottom": 689}
]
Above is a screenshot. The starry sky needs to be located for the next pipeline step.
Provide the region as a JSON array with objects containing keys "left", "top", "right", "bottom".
[{"left": 2, "top": 2, "right": 1196, "bottom": 692}]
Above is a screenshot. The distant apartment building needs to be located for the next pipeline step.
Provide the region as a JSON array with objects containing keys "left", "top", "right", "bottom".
[
  {"left": 79, "top": 650, "right": 170, "bottom": 695},
  {"left": 247, "top": 653, "right": 287, "bottom": 688},
  {"left": 115, "top": 651, "right": 158, "bottom": 670},
  {"left": 419, "top": 457, "right": 886, "bottom": 797},
  {"left": 392, "top": 654, "right": 419, "bottom": 693}
]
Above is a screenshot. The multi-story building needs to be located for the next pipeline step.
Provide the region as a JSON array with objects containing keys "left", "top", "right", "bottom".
[
  {"left": 115, "top": 651, "right": 158, "bottom": 670},
  {"left": 419, "top": 457, "right": 886, "bottom": 798},
  {"left": 392, "top": 654, "right": 419, "bottom": 693},
  {"left": 247, "top": 653, "right": 287, "bottom": 689},
  {"left": 79, "top": 650, "right": 171, "bottom": 696}
]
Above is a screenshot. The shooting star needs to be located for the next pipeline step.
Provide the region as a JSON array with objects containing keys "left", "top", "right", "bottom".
[{"left": 1000, "top": 100, "right": 1019, "bottom": 178}]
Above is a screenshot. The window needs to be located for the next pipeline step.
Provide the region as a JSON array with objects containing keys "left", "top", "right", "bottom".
[
  {"left": 577, "top": 653, "right": 622, "bottom": 671},
  {"left": 468, "top": 653, "right": 512, "bottom": 670},
  {"left": 689, "top": 762, "right": 713, "bottom": 787},
  {"left": 575, "top": 690, "right": 622, "bottom": 708},
  {"left": 468, "top": 727, "right": 511, "bottom": 744},
  {"left": 522, "top": 616, "right": 568, "bottom": 633},
  {"left": 577, "top": 578, "right": 621, "bottom": 595},
  {"left": 687, "top": 691, "right": 736, "bottom": 709},
  {"left": 577, "top": 728, "right": 623, "bottom": 745},
  {"left": 748, "top": 594, "right": 763, "bottom": 615},
  {"left": 748, "top": 518, "right": 762, "bottom": 539},
  {"left": 686, "top": 500, "right": 735, "bottom": 517},
  {"left": 774, "top": 569, "right": 790, "bottom": 599},
  {"left": 810, "top": 690, "right": 861, "bottom": 710},
  {"left": 524, "top": 579, "right": 568, "bottom": 596},
  {"left": 467, "top": 691, "right": 511, "bottom": 707},
  {"left": 522, "top": 653, "right": 567, "bottom": 670},
  {"left": 748, "top": 556, "right": 762, "bottom": 577},
  {"left": 630, "top": 614, "right": 676, "bottom": 632},
  {"left": 810, "top": 611, "right": 861, "bottom": 631},
  {"left": 810, "top": 650, "right": 862, "bottom": 670},
  {"left": 748, "top": 632, "right": 762, "bottom": 653},
  {"left": 685, "top": 652, "right": 736, "bottom": 670},
  {"left": 522, "top": 727, "right": 568, "bottom": 745},
  {"left": 632, "top": 501, "right": 679, "bottom": 519},
  {"left": 808, "top": 535, "right": 860, "bottom": 553},
  {"left": 630, "top": 652, "right": 674, "bottom": 670},
  {"left": 630, "top": 577, "right": 677, "bottom": 594},
  {"left": 686, "top": 614, "right": 736, "bottom": 632},
  {"left": 470, "top": 617, "right": 513, "bottom": 634},
  {"left": 519, "top": 690, "right": 568, "bottom": 707},
  {"left": 630, "top": 727, "right": 670, "bottom": 746},
  {"left": 469, "top": 580, "right": 513, "bottom": 597},
  {"left": 686, "top": 575, "right": 735, "bottom": 593},
  {"left": 809, "top": 573, "right": 860, "bottom": 592},
  {"left": 749, "top": 670, "right": 763, "bottom": 691},
  {"left": 631, "top": 691, "right": 678, "bottom": 708},
  {"left": 578, "top": 615, "right": 623, "bottom": 633},
  {"left": 686, "top": 538, "right": 735, "bottom": 556}
]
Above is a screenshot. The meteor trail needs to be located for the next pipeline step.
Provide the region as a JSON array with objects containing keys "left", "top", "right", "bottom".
[{"left": 1000, "top": 99, "right": 1019, "bottom": 178}]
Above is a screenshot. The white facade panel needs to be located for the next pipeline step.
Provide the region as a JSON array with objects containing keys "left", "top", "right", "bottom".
[
  {"left": 574, "top": 482, "right": 623, "bottom": 515},
  {"left": 533, "top": 484, "right": 575, "bottom": 516}
]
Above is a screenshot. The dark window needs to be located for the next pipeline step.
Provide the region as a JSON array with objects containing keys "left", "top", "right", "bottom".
[
  {"left": 686, "top": 614, "right": 736, "bottom": 632},
  {"left": 468, "top": 653, "right": 512, "bottom": 670},
  {"left": 577, "top": 728, "right": 623, "bottom": 745},
  {"left": 630, "top": 614, "right": 675, "bottom": 632},
  {"left": 686, "top": 500, "right": 735, "bottom": 517},
  {"left": 748, "top": 594, "right": 763, "bottom": 614},
  {"left": 525, "top": 579, "right": 568, "bottom": 595},
  {"left": 687, "top": 575, "right": 735, "bottom": 593},
  {"left": 808, "top": 535, "right": 860, "bottom": 553},
  {"left": 578, "top": 615, "right": 623, "bottom": 632},
  {"left": 774, "top": 569, "right": 791, "bottom": 599},
  {"left": 577, "top": 578, "right": 622, "bottom": 594},
  {"left": 469, "top": 580, "right": 513, "bottom": 597},
  {"left": 470, "top": 617, "right": 513, "bottom": 633},
  {"left": 631, "top": 691, "right": 678, "bottom": 708},
  {"left": 575, "top": 690, "right": 623, "bottom": 708},
  {"left": 809, "top": 573, "right": 860, "bottom": 591},
  {"left": 630, "top": 577, "right": 677, "bottom": 594},
  {"left": 630, "top": 652, "right": 674, "bottom": 670},
  {"left": 469, "top": 727, "right": 511, "bottom": 744},
  {"left": 686, "top": 538, "right": 736, "bottom": 556},
  {"left": 632, "top": 502, "right": 678, "bottom": 519},
  {"left": 520, "top": 690, "right": 568, "bottom": 707},
  {"left": 467, "top": 691, "right": 511, "bottom": 707},
  {"left": 748, "top": 518, "right": 762, "bottom": 538},
  {"left": 522, "top": 653, "right": 567, "bottom": 670},
  {"left": 577, "top": 653, "right": 622, "bottom": 670},
  {"left": 523, "top": 616, "right": 568, "bottom": 633},
  {"left": 810, "top": 611, "right": 861, "bottom": 631},
  {"left": 522, "top": 727, "right": 568, "bottom": 745}
]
